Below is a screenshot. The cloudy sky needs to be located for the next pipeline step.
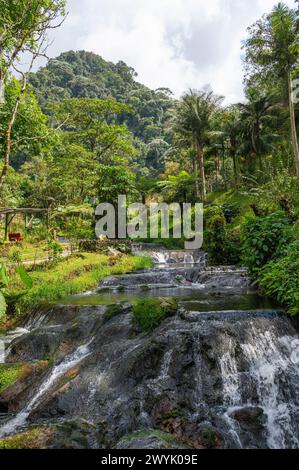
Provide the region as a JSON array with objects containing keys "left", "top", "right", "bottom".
[{"left": 46, "top": 0, "right": 296, "bottom": 103}]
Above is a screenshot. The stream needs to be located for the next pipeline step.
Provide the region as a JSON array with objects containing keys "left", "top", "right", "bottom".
[{"left": 0, "top": 246, "right": 298, "bottom": 449}]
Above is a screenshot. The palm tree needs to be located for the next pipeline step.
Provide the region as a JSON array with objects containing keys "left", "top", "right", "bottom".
[
  {"left": 216, "top": 106, "right": 243, "bottom": 190},
  {"left": 244, "top": 3, "right": 299, "bottom": 176},
  {"left": 238, "top": 90, "right": 279, "bottom": 174},
  {"left": 171, "top": 88, "right": 223, "bottom": 201}
]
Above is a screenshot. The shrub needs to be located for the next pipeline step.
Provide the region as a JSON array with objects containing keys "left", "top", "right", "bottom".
[
  {"left": 241, "top": 212, "right": 291, "bottom": 274},
  {"left": 259, "top": 242, "right": 299, "bottom": 315},
  {"left": 204, "top": 214, "right": 227, "bottom": 264},
  {"left": 204, "top": 208, "right": 241, "bottom": 264},
  {"left": 132, "top": 298, "right": 177, "bottom": 332},
  {"left": 221, "top": 202, "right": 241, "bottom": 223}
]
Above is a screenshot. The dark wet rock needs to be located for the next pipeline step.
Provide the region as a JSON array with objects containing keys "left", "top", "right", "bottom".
[
  {"left": 230, "top": 407, "right": 266, "bottom": 433},
  {"left": 115, "top": 430, "right": 190, "bottom": 449},
  {"left": 44, "top": 420, "right": 98, "bottom": 449}
]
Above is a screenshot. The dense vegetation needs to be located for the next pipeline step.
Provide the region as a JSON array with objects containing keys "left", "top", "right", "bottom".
[{"left": 0, "top": 1, "right": 298, "bottom": 319}]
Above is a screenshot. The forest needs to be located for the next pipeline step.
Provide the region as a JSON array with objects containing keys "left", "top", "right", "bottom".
[{"left": 0, "top": 0, "right": 298, "bottom": 452}]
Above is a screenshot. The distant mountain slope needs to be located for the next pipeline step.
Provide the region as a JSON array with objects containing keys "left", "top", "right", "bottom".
[{"left": 30, "top": 50, "right": 174, "bottom": 146}]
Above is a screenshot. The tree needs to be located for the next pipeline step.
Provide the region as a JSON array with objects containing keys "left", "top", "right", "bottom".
[
  {"left": 0, "top": 0, "right": 66, "bottom": 190},
  {"left": 171, "top": 89, "right": 223, "bottom": 201},
  {"left": 243, "top": 3, "right": 299, "bottom": 177},
  {"left": 97, "top": 165, "right": 137, "bottom": 206},
  {"left": 238, "top": 89, "right": 279, "bottom": 175},
  {"left": 157, "top": 171, "right": 196, "bottom": 205},
  {"left": 51, "top": 98, "right": 137, "bottom": 165},
  {"left": 212, "top": 106, "right": 242, "bottom": 190}
]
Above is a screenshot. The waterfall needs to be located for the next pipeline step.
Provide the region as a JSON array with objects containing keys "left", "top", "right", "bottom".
[
  {"left": 217, "top": 323, "right": 299, "bottom": 449},
  {"left": 241, "top": 327, "right": 299, "bottom": 449},
  {"left": 152, "top": 252, "right": 169, "bottom": 264},
  {"left": 0, "top": 342, "right": 92, "bottom": 438}
]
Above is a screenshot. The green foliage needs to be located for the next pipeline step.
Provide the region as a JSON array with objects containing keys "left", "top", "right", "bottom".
[
  {"left": 10, "top": 254, "right": 151, "bottom": 317},
  {"left": 157, "top": 171, "right": 197, "bottom": 204},
  {"left": 0, "top": 262, "right": 33, "bottom": 321},
  {"left": 103, "top": 304, "right": 123, "bottom": 323},
  {"left": 30, "top": 51, "right": 174, "bottom": 168},
  {"left": 241, "top": 212, "right": 291, "bottom": 274},
  {"left": 0, "top": 291, "right": 7, "bottom": 322},
  {"left": 259, "top": 242, "right": 299, "bottom": 315},
  {"left": 204, "top": 213, "right": 227, "bottom": 264},
  {"left": 97, "top": 164, "right": 137, "bottom": 205},
  {"left": 0, "top": 363, "right": 23, "bottom": 394},
  {"left": 0, "top": 427, "right": 45, "bottom": 449},
  {"left": 221, "top": 202, "right": 241, "bottom": 223},
  {"left": 132, "top": 297, "right": 177, "bottom": 332},
  {"left": 15, "top": 266, "right": 33, "bottom": 290},
  {"left": 250, "top": 173, "right": 299, "bottom": 221},
  {"left": 204, "top": 207, "right": 241, "bottom": 264},
  {"left": 47, "top": 240, "right": 63, "bottom": 264}
]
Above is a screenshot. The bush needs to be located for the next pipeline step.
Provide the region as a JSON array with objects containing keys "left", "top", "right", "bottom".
[
  {"left": 204, "top": 208, "right": 241, "bottom": 264},
  {"left": 259, "top": 242, "right": 299, "bottom": 315},
  {"left": 241, "top": 212, "right": 291, "bottom": 274},
  {"left": 221, "top": 202, "right": 241, "bottom": 223},
  {"left": 132, "top": 298, "right": 177, "bottom": 332}
]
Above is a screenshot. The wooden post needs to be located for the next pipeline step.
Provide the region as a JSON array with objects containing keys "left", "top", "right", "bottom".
[{"left": 4, "top": 213, "right": 9, "bottom": 241}]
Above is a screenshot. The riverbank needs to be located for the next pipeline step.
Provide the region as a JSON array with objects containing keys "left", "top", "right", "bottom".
[{"left": 0, "top": 253, "right": 152, "bottom": 330}]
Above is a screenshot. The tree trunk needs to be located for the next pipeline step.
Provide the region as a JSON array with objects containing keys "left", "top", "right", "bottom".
[
  {"left": 216, "top": 153, "right": 220, "bottom": 192},
  {"left": 231, "top": 149, "right": 239, "bottom": 190},
  {"left": 0, "top": 74, "right": 27, "bottom": 192},
  {"left": 0, "top": 100, "right": 21, "bottom": 191},
  {"left": 288, "top": 73, "right": 299, "bottom": 177},
  {"left": 0, "top": 79, "right": 4, "bottom": 105},
  {"left": 0, "top": 48, "right": 5, "bottom": 105},
  {"left": 197, "top": 143, "right": 206, "bottom": 201},
  {"left": 193, "top": 159, "right": 200, "bottom": 199}
]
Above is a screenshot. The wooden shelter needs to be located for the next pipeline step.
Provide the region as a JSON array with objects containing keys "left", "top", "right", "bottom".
[{"left": 0, "top": 207, "right": 50, "bottom": 241}]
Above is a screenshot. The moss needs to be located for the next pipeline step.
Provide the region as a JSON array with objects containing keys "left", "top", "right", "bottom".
[
  {"left": 132, "top": 297, "right": 177, "bottom": 332},
  {"left": 103, "top": 304, "right": 124, "bottom": 323},
  {"left": 163, "top": 409, "right": 184, "bottom": 420},
  {"left": 0, "top": 427, "right": 54, "bottom": 449},
  {"left": 140, "top": 285, "right": 150, "bottom": 292},
  {"left": 0, "top": 364, "right": 23, "bottom": 394},
  {"left": 0, "top": 361, "right": 49, "bottom": 395},
  {"left": 201, "top": 429, "right": 217, "bottom": 448},
  {"left": 121, "top": 429, "right": 188, "bottom": 449}
]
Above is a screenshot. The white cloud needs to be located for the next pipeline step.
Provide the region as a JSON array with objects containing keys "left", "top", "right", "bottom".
[{"left": 47, "top": 0, "right": 297, "bottom": 103}]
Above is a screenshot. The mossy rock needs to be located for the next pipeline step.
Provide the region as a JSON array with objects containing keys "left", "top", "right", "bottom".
[
  {"left": 116, "top": 429, "right": 190, "bottom": 449},
  {"left": 103, "top": 304, "right": 124, "bottom": 323},
  {"left": 132, "top": 298, "right": 178, "bottom": 332},
  {"left": 0, "top": 364, "right": 24, "bottom": 395},
  {"left": 0, "top": 426, "right": 54, "bottom": 449}
]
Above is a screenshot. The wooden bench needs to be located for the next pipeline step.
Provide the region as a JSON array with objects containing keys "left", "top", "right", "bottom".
[{"left": 8, "top": 233, "right": 24, "bottom": 243}]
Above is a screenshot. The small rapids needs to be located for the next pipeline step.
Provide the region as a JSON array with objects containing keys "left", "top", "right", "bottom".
[{"left": 0, "top": 247, "right": 298, "bottom": 449}]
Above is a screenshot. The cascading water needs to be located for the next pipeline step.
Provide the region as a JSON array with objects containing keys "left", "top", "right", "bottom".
[
  {"left": 0, "top": 247, "right": 298, "bottom": 449},
  {"left": 0, "top": 342, "right": 92, "bottom": 438},
  {"left": 217, "top": 321, "right": 299, "bottom": 449}
]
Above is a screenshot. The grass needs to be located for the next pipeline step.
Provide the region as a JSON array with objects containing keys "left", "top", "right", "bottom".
[
  {"left": 0, "top": 362, "right": 49, "bottom": 395},
  {"left": 0, "top": 364, "right": 24, "bottom": 394},
  {"left": 0, "top": 427, "right": 54, "bottom": 449},
  {"left": 0, "top": 241, "right": 50, "bottom": 263},
  {"left": 132, "top": 297, "right": 177, "bottom": 332},
  {"left": 7, "top": 253, "right": 152, "bottom": 320}
]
